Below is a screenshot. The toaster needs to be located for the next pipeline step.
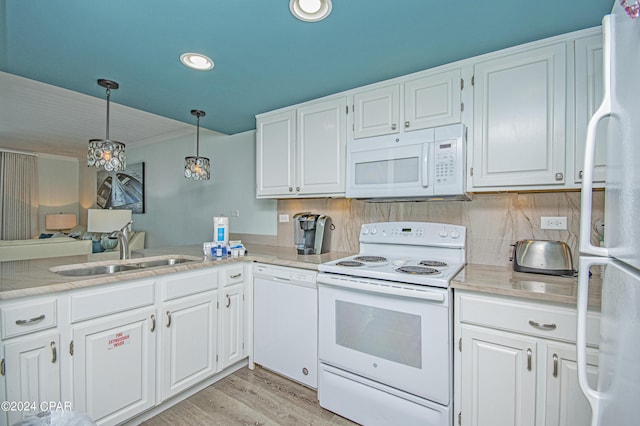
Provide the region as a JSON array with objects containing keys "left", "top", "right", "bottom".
[{"left": 511, "top": 240, "right": 575, "bottom": 276}]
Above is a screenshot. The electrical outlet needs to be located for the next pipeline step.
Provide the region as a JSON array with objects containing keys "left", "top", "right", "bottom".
[
  {"left": 231, "top": 209, "right": 240, "bottom": 217},
  {"left": 279, "top": 214, "right": 289, "bottom": 223},
  {"left": 541, "top": 216, "right": 567, "bottom": 230}
]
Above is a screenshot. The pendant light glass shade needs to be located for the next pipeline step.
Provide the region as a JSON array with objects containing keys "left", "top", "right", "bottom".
[
  {"left": 87, "top": 79, "right": 126, "bottom": 172},
  {"left": 184, "top": 110, "right": 210, "bottom": 181}
]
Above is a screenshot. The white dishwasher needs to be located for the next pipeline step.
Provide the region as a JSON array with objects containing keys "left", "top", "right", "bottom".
[{"left": 253, "top": 263, "right": 318, "bottom": 388}]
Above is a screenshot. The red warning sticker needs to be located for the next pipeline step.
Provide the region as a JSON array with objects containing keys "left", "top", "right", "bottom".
[{"left": 107, "top": 331, "right": 131, "bottom": 350}]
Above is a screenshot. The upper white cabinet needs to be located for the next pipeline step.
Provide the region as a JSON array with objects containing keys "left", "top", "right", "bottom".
[
  {"left": 255, "top": 110, "right": 296, "bottom": 197},
  {"left": 352, "top": 68, "right": 462, "bottom": 139},
  {"left": 574, "top": 33, "right": 607, "bottom": 184},
  {"left": 256, "top": 96, "right": 347, "bottom": 198},
  {"left": 470, "top": 43, "right": 567, "bottom": 189}
]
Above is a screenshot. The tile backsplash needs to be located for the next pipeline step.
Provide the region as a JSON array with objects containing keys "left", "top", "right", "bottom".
[{"left": 278, "top": 191, "right": 605, "bottom": 267}]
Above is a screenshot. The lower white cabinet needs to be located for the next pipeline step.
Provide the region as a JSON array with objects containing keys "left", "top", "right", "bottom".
[
  {"left": 159, "top": 290, "right": 218, "bottom": 401},
  {"left": 72, "top": 307, "right": 156, "bottom": 426},
  {"left": 460, "top": 325, "right": 537, "bottom": 426},
  {"left": 455, "top": 290, "right": 600, "bottom": 426},
  {"left": 3, "top": 330, "right": 61, "bottom": 426},
  {"left": 0, "top": 264, "right": 249, "bottom": 426}
]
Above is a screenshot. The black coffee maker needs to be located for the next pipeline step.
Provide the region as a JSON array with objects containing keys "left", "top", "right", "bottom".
[{"left": 293, "top": 212, "right": 332, "bottom": 254}]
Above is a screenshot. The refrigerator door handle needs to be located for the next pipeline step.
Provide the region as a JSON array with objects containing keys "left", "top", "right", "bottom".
[
  {"left": 576, "top": 256, "right": 605, "bottom": 424},
  {"left": 579, "top": 15, "right": 612, "bottom": 257}
]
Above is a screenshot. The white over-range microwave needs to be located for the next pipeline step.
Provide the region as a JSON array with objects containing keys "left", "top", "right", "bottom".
[{"left": 346, "top": 123, "right": 470, "bottom": 201}]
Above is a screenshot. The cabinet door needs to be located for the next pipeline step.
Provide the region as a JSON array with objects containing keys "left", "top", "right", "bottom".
[
  {"left": 297, "top": 97, "right": 347, "bottom": 195},
  {"left": 574, "top": 34, "right": 607, "bottom": 183},
  {"left": 544, "top": 343, "right": 599, "bottom": 426},
  {"left": 72, "top": 307, "right": 156, "bottom": 426},
  {"left": 256, "top": 110, "right": 296, "bottom": 197},
  {"left": 353, "top": 84, "right": 400, "bottom": 138},
  {"left": 472, "top": 43, "right": 567, "bottom": 188},
  {"left": 4, "top": 331, "right": 60, "bottom": 426},
  {"left": 160, "top": 291, "right": 217, "bottom": 401},
  {"left": 218, "top": 283, "right": 244, "bottom": 371},
  {"left": 461, "top": 326, "right": 536, "bottom": 426},
  {"left": 404, "top": 68, "right": 462, "bottom": 131}
]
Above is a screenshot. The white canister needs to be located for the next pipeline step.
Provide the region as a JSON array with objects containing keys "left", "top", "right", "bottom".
[{"left": 213, "top": 216, "right": 229, "bottom": 247}]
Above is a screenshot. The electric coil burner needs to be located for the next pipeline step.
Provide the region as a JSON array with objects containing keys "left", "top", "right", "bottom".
[{"left": 317, "top": 221, "right": 467, "bottom": 426}]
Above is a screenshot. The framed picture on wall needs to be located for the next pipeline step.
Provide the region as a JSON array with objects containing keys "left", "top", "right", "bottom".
[{"left": 96, "top": 162, "right": 145, "bottom": 214}]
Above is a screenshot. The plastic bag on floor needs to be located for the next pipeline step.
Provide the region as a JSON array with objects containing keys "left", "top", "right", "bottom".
[{"left": 12, "top": 410, "right": 95, "bottom": 426}]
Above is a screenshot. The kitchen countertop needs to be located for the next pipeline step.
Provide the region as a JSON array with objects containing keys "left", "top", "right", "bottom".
[
  {"left": 0, "top": 244, "right": 352, "bottom": 301},
  {"left": 451, "top": 263, "right": 602, "bottom": 309},
  {"left": 0, "top": 245, "right": 601, "bottom": 308}
]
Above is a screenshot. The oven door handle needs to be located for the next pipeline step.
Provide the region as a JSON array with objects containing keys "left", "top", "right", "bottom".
[{"left": 318, "top": 275, "right": 447, "bottom": 303}]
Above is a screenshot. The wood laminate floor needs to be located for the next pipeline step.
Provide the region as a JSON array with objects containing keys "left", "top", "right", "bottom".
[{"left": 142, "top": 366, "right": 357, "bottom": 425}]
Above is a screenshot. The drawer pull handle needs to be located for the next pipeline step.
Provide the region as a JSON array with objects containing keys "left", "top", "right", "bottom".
[
  {"left": 552, "top": 353, "right": 558, "bottom": 378},
  {"left": 150, "top": 314, "right": 156, "bottom": 332},
  {"left": 528, "top": 320, "right": 557, "bottom": 331},
  {"left": 50, "top": 342, "right": 57, "bottom": 363},
  {"left": 15, "top": 314, "right": 46, "bottom": 325},
  {"left": 226, "top": 294, "right": 231, "bottom": 308},
  {"left": 230, "top": 273, "right": 242, "bottom": 279},
  {"left": 166, "top": 311, "right": 172, "bottom": 328},
  {"left": 527, "top": 348, "right": 532, "bottom": 371}
]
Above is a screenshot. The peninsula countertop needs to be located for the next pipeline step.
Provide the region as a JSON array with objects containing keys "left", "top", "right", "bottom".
[{"left": 0, "top": 244, "right": 352, "bottom": 300}]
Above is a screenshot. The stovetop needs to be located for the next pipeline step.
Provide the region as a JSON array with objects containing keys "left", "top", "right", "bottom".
[{"left": 317, "top": 221, "right": 467, "bottom": 288}]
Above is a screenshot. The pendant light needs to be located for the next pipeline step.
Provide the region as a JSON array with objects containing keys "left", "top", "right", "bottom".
[
  {"left": 184, "top": 110, "right": 210, "bottom": 181},
  {"left": 87, "top": 79, "right": 126, "bottom": 171}
]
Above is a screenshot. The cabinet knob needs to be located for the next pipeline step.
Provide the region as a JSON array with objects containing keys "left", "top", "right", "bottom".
[
  {"left": 391, "top": 123, "right": 397, "bottom": 130},
  {"left": 302, "top": 367, "right": 309, "bottom": 376},
  {"left": 552, "top": 353, "right": 558, "bottom": 378},
  {"left": 296, "top": 186, "right": 300, "bottom": 192},
  {"left": 166, "top": 311, "right": 172, "bottom": 328},
  {"left": 289, "top": 187, "right": 293, "bottom": 192},
  {"left": 404, "top": 121, "right": 410, "bottom": 128},
  {"left": 226, "top": 294, "right": 231, "bottom": 308},
  {"left": 555, "top": 172, "right": 564, "bottom": 181},
  {"left": 579, "top": 170, "right": 584, "bottom": 179},
  {"left": 150, "top": 314, "right": 156, "bottom": 332},
  {"left": 527, "top": 348, "right": 533, "bottom": 371},
  {"left": 15, "top": 314, "right": 45, "bottom": 325},
  {"left": 528, "top": 319, "right": 557, "bottom": 331}
]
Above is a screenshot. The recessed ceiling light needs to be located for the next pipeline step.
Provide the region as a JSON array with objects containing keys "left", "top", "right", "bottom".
[
  {"left": 180, "top": 53, "right": 214, "bottom": 71},
  {"left": 289, "top": 0, "right": 332, "bottom": 22}
]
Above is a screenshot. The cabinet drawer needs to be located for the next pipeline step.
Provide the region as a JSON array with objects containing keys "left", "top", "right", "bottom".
[
  {"left": 71, "top": 280, "right": 155, "bottom": 323},
  {"left": 458, "top": 292, "right": 600, "bottom": 346},
  {"left": 1, "top": 298, "right": 57, "bottom": 339},
  {"left": 161, "top": 269, "right": 218, "bottom": 301},
  {"left": 221, "top": 265, "right": 244, "bottom": 287}
]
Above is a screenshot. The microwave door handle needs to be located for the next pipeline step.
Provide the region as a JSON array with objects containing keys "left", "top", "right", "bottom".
[{"left": 421, "top": 143, "right": 429, "bottom": 188}]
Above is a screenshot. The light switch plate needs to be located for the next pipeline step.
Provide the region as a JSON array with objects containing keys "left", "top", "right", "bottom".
[{"left": 279, "top": 214, "right": 289, "bottom": 223}]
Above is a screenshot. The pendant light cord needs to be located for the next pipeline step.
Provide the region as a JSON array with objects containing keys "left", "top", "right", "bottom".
[
  {"left": 196, "top": 114, "right": 200, "bottom": 157},
  {"left": 105, "top": 87, "right": 111, "bottom": 141}
]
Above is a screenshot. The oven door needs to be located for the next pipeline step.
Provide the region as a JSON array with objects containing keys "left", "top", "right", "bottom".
[
  {"left": 346, "top": 138, "right": 435, "bottom": 199},
  {"left": 318, "top": 278, "right": 451, "bottom": 404}
]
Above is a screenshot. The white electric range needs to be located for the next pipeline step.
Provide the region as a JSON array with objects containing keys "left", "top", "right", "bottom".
[{"left": 317, "top": 221, "right": 466, "bottom": 426}]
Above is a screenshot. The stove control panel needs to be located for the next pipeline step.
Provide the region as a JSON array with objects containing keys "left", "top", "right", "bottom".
[{"left": 360, "top": 221, "right": 466, "bottom": 247}]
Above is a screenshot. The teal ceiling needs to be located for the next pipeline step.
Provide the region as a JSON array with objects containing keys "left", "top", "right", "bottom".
[{"left": 1, "top": 0, "right": 613, "bottom": 135}]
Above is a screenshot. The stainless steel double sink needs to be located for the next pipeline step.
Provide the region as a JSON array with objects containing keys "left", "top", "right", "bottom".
[{"left": 52, "top": 255, "right": 202, "bottom": 277}]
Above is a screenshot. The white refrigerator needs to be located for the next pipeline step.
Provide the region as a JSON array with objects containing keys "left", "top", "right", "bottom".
[{"left": 578, "top": 1, "right": 640, "bottom": 426}]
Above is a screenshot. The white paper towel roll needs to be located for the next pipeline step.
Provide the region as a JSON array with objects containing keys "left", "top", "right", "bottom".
[{"left": 213, "top": 216, "right": 229, "bottom": 246}]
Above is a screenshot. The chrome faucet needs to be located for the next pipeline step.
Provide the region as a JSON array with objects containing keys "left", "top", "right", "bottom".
[{"left": 108, "top": 220, "right": 133, "bottom": 260}]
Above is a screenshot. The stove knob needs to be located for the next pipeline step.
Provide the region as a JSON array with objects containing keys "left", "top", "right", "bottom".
[
  {"left": 451, "top": 229, "right": 460, "bottom": 239},
  {"left": 439, "top": 227, "right": 449, "bottom": 238},
  {"left": 371, "top": 227, "right": 378, "bottom": 235},
  {"left": 362, "top": 227, "right": 370, "bottom": 235}
]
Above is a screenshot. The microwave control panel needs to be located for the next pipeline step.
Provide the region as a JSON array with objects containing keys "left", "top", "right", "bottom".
[{"left": 435, "top": 141, "right": 457, "bottom": 185}]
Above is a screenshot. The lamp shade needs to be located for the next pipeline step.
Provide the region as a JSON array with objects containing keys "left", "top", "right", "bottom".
[
  {"left": 45, "top": 213, "right": 77, "bottom": 231},
  {"left": 87, "top": 209, "right": 132, "bottom": 233}
]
